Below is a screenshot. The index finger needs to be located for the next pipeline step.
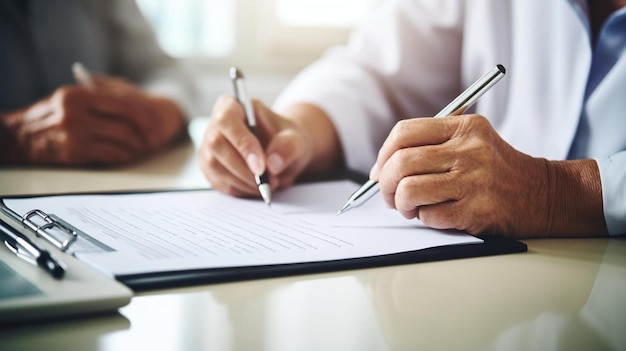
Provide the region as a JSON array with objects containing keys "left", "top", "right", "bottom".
[
  {"left": 372, "top": 117, "right": 459, "bottom": 180},
  {"left": 210, "top": 95, "right": 266, "bottom": 175}
]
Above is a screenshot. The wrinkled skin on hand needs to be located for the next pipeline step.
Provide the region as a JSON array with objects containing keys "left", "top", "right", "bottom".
[{"left": 370, "top": 114, "right": 607, "bottom": 238}]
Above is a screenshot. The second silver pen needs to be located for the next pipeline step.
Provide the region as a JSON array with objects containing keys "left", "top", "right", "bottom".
[
  {"left": 337, "top": 64, "right": 506, "bottom": 215},
  {"left": 230, "top": 67, "right": 272, "bottom": 206}
]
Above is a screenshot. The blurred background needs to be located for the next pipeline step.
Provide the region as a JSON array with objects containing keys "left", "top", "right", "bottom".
[{"left": 135, "top": 0, "right": 381, "bottom": 115}]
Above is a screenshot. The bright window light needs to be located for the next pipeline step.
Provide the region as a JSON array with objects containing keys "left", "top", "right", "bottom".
[
  {"left": 136, "top": 0, "right": 380, "bottom": 59},
  {"left": 276, "top": 0, "right": 379, "bottom": 27},
  {"left": 136, "top": 0, "right": 235, "bottom": 57}
]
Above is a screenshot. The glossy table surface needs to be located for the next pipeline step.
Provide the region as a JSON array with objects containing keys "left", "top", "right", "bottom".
[{"left": 1, "top": 123, "right": 624, "bottom": 351}]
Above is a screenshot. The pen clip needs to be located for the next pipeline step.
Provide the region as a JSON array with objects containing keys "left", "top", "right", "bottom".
[{"left": 4, "top": 240, "right": 37, "bottom": 265}]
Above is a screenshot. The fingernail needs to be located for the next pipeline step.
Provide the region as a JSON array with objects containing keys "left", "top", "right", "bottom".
[
  {"left": 246, "top": 153, "right": 264, "bottom": 175},
  {"left": 369, "top": 162, "right": 380, "bottom": 180},
  {"left": 267, "top": 153, "right": 285, "bottom": 173}
]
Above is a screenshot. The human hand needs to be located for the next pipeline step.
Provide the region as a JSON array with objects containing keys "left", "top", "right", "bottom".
[
  {"left": 2, "top": 75, "right": 185, "bottom": 166},
  {"left": 89, "top": 74, "right": 186, "bottom": 151},
  {"left": 199, "top": 96, "right": 316, "bottom": 198},
  {"left": 369, "top": 114, "right": 556, "bottom": 237}
]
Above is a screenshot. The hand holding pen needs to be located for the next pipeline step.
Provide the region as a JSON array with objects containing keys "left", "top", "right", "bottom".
[
  {"left": 339, "top": 65, "right": 506, "bottom": 215},
  {"left": 230, "top": 68, "right": 272, "bottom": 206},
  {"left": 199, "top": 67, "right": 328, "bottom": 202}
]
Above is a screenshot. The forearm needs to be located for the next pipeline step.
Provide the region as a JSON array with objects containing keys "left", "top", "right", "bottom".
[
  {"left": 544, "top": 159, "right": 608, "bottom": 237},
  {"left": 282, "top": 103, "right": 345, "bottom": 175}
]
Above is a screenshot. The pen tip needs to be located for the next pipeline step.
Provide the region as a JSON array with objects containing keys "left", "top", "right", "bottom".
[
  {"left": 337, "top": 203, "right": 349, "bottom": 216},
  {"left": 258, "top": 184, "right": 272, "bottom": 207}
]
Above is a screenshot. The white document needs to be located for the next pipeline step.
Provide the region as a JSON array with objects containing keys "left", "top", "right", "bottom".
[{"left": 3, "top": 181, "right": 482, "bottom": 277}]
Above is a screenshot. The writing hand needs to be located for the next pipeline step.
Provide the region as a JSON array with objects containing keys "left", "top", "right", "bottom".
[
  {"left": 369, "top": 114, "right": 605, "bottom": 237},
  {"left": 199, "top": 95, "right": 316, "bottom": 197}
]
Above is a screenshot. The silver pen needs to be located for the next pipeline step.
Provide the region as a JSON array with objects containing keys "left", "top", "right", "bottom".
[
  {"left": 1, "top": 217, "right": 66, "bottom": 279},
  {"left": 338, "top": 64, "right": 506, "bottom": 215},
  {"left": 230, "top": 67, "right": 272, "bottom": 206}
]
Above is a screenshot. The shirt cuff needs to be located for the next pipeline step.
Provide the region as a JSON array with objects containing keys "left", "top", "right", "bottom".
[{"left": 596, "top": 152, "right": 626, "bottom": 236}]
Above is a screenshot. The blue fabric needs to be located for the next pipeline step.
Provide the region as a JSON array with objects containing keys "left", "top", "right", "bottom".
[
  {"left": 586, "top": 9, "right": 626, "bottom": 98},
  {"left": 568, "top": 6, "right": 626, "bottom": 235},
  {"left": 569, "top": 7, "right": 626, "bottom": 159}
]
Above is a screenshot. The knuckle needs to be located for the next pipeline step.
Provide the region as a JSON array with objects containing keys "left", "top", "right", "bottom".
[
  {"left": 465, "top": 114, "right": 491, "bottom": 133},
  {"left": 385, "top": 150, "right": 416, "bottom": 184},
  {"left": 209, "top": 112, "right": 228, "bottom": 128},
  {"left": 212, "top": 96, "right": 241, "bottom": 122},
  {"left": 204, "top": 131, "right": 226, "bottom": 152},
  {"left": 395, "top": 177, "right": 415, "bottom": 206},
  {"left": 205, "top": 154, "right": 222, "bottom": 170},
  {"left": 234, "top": 134, "right": 260, "bottom": 154},
  {"left": 396, "top": 176, "right": 412, "bottom": 193},
  {"left": 395, "top": 149, "right": 416, "bottom": 172},
  {"left": 390, "top": 120, "right": 409, "bottom": 140},
  {"left": 471, "top": 114, "right": 489, "bottom": 125},
  {"left": 53, "top": 86, "right": 80, "bottom": 103},
  {"left": 215, "top": 94, "right": 235, "bottom": 108}
]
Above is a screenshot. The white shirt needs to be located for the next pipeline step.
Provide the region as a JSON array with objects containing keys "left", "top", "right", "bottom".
[{"left": 275, "top": 0, "right": 626, "bottom": 235}]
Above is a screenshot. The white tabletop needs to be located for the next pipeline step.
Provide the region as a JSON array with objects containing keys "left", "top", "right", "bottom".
[{"left": 1, "top": 123, "right": 624, "bottom": 351}]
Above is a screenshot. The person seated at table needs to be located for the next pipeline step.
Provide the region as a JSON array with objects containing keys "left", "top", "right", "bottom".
[
  {"left": 0, "top": 0, "right": 195, "bottom": 166},
  {"left": 199, "top": 0, "right": 626, "bottom": 238}
]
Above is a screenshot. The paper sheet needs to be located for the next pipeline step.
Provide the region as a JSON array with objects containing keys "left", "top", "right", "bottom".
[{"left": 3, "top": 181, "right": 482, "bottom": 276}]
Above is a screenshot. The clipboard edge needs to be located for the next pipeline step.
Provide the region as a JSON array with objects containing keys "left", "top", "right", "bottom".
[{"left": 118, "top": 235, "right": 527, "bottom": 292}]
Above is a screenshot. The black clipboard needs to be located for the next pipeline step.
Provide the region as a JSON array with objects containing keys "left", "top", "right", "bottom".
[
  {"left": 119, "top": 235, "right": 525, "bottom": 291},
  {"left": 1, "top": 176, "right": 527, "bottom": 292}
]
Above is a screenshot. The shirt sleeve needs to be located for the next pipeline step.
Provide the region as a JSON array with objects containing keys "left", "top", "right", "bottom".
[
  {"left": 596, "top": 152, "right": 626, "bottom": 235},
  {"left": 105, "top": 0, "right": 197, "bottom": 119},
  {"left": 273, "top": 0, "right": 465, "bottom": 173}
]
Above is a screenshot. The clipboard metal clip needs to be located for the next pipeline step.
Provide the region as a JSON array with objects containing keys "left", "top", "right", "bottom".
[{"left": 22, "top": 209, "right": 78, "bottom": 251}]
